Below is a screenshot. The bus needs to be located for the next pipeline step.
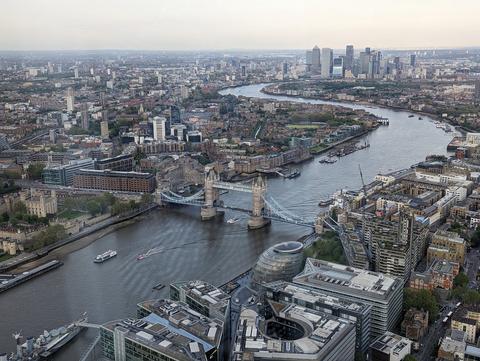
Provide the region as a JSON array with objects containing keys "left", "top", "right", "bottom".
[
  {"left": 447, "top": 311, "right": 453, "bottom": 317},
  {"left": 443, "top": 317, "right": 449, "bottom": 324}
]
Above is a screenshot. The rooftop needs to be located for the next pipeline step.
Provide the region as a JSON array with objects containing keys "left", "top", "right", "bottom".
[
  {"left": 263, "top": 280, "right": 370, "bottom": 314},
  {"left": 170, "top": 280, "right": 230, "bottom": 315},
  {"left": 233, "top": 302, "right": 354, "bottom": 360},
  {"left": 293, "top": 258, "right": 401, "bottom": 299},
  {"left": 103, "top": 299, "right": 223, "bottom": 361},
  {"left": 370, "top": 331, "right": 411, "bottom": 356}
]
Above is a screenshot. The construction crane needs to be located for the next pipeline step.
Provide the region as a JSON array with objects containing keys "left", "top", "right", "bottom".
[{"left": 358, "top": 165, "right": 368, "bottom": 243}]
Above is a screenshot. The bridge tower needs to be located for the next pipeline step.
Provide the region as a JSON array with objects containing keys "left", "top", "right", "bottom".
[
  {"left": 201, "top": 169, "right": 219, "bottom": 220},
  {"left": 315, "top": 214, "right": 326, "bottom": 234},
  {"left": 248, "top": 175, "right": 271, "bottom": 230}
]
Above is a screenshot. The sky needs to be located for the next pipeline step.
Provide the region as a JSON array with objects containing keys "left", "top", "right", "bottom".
[{"left": 1, "top": 0, "right": 479, "bottom": 51}]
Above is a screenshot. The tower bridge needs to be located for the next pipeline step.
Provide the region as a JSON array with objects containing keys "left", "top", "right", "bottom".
[{"left": 158, "top": 169, "right": 334, "bottom": 233}]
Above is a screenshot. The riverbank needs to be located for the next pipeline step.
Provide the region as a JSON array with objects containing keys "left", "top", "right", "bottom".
[
  {"left": 4, "top": 205, "right": 157, "bottom": 273},
  {"left": 260, "top": 86, "right": 467, "bottom": 135}
]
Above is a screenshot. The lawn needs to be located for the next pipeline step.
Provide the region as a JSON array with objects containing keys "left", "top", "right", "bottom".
[{"left": 286, "top": 124, "right": 320, "bottom": 129}]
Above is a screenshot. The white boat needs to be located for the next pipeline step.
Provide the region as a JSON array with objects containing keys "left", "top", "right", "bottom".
[
  {"left": 227, "top": 217, "right": 239, "bottom": 224},
  {"left": 94, "top": 250, "right": 117, "bottom": 263}
]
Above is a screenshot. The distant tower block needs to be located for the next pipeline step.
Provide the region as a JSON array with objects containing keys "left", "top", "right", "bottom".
[
  {"left": 200, "top": 169, "right": 219, "bottom": 220},
  {"left": 248, "top": 176, "right": 270, "bottom": 230}
]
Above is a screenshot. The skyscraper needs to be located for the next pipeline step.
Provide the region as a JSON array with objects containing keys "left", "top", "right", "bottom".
[
  {"left": 100, "top": 120, "right": 109, "bottom": 139},
  {"left": 152, "top": 116, "right": 166, "bottom": 141},
  {"left": 305, "top": 50, "right": 313, "bottom": 66},
  {"left": 359, "top": 52, "right": 370, "bottom": 74},
  {"left": 410, "top": 54, "right": 417, "bottom": 67},
  {"left": 81, "top": 103, "right": 89, "bottom": 130},
  {"left": 311, "top": 45, "right": 321, "bottom": 72},
  {"left": 332, "top": 57, "right": 344, "bottom": 78},
  {"left": 321, "top": 48, "right": 333, "bottom": 78},
  {"left": 345, "top": 45, "right": 354, "bottom": 71},
  {"left": 66, "top": 87, "right": 74, "bottom": 113}
]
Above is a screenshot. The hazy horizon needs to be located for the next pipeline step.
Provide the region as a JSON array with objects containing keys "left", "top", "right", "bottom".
[{"left": 1, "top": 0, "right": 480, "bottom": 51}]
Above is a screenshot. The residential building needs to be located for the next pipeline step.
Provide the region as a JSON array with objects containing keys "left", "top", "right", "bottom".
[
  {"left": 438, "top": 332, "right": 467, "bottom": 360},
  {"left": 427, "top": 229, "right": 466, "bottom": 265},
  {"left": 293, "top": 258, "right": 404, "bottom": 340},
  {"left": 452, "top": 307, "right": 479, "bottom": 344},
  {"left": 401, "top": 308, "right": 429, "bottom": 341},
  {"left": 95, "top": 154, "right": 134, "bottom": 172},
  {"left": 261, "top": 280, "right": 372, "bottom": 353},
  {"left": 369, "top": 331, "right": 412, "bottom": 361},
  {"left": 73, "top": 169, "right": 156, "bottom": 193},
  {"left": 100, "top": 120, "right": 109, "bottom": 139}
]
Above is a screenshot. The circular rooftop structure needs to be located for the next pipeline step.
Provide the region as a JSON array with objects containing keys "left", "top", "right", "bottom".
[{"left": 252, "top": 241, "right": 305, "bottom": 287}]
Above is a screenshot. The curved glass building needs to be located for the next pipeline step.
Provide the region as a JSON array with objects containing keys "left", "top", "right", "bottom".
[{"left": 252, "top": 241, "right": 305, "bottom": 286}]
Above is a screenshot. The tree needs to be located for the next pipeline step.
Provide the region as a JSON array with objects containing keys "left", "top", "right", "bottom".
[
  {"left": 404, "top": 288, "right": 439, "bottom": 321},
  {"left": 26, "top": 163, "right": 45, "bottom": 180},
  {"left": 453, "top": 272, "right": 469, "bottom": 289},
  {"left": 471, "top": 228, "right": 480, "bottom": 248},
  {"left": 404, "top": 355, "right": 417, "bottom": 361},
  {"left": 86, "top": 199, "right": 102, "bottom": 216}
]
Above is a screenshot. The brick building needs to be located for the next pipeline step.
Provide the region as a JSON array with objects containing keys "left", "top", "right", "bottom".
[{"left": 73, "top": 169, "right": 155, "bottom": 193}]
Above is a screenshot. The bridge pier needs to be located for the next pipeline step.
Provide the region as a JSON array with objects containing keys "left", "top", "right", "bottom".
[
  {"left": 201, "top": 169, "right": 219, "bottom": 221},
  {"left": 248, "top": 176, "right": 270, "bottom": 230}
]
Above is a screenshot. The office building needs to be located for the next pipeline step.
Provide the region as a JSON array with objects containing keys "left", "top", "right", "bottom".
[
  {"left": 321, "top": 48, "right": 333, "bottom": 78},
  {"left": 232, "top": 302, "right": 356, "bottom": 361},
  {"left": 152, "top": 116, "right": 167, "bottom": 141},
  {"left": 73, "top": 169, "right": 156, "bottom": 193},
  {"left": 100, "top": 120, "right": 109, "bottom": 139},
  {"left": 427, "top": 229, "right": 466, "bottom": 265},
  {"left": 171, "top": 124, "right": 187, "bottom": 141},
  {"left": 369, "top": 331, "right": 412, "bottom": 361},
  {"left": 251, "top": 241, "right": 305, "bottom": 287},
  {"left": 42, "top": 158, "right": 94, "bottom": 186},
  {"left": 410, "top": 54, "right": 416, "bottom": 67},
  {"left": 261, "top": 280, "right": 372, "bottom": 353},
  {"left": 345, "top": 45, "right": 354, "bottom": 71},
  {"left": 293, "top": 258, "right": 404, "bottom": 340},
  {"left": 101, "top": 299, "right": 224, "bottom": 361},
  {"left": 311, "top": 45, "right": 321, "bottom": 72},
  {"left": 186, "top": 131, "right": 202, "bottom": 143},
  {"left": 332, "top": 57, "right": 344, "bottom": 78},
  {"left": 95, "top": 154, "right": 134, "bottom": 172},
  {"left": 66, "top": 87, "right": 74, "bottom": 112},
  {"left": 359, "top": 51, "right": 370, "bottom": 75},
  {"left": 168, "top": 280, "right": 230, "bottom": 323},
  {"left": 305, "top": 50, "right": 313, "bottom": 67}
]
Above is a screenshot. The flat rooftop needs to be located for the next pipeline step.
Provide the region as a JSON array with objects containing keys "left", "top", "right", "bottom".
[
  {"left": 171, "top": 280, "right": 230, "bottom": 314},
  {"left": 263, "top": 281, "right": 370, "bottom": 314},
  {"left": 370, "top": 332, "right": 411, "bottom": 356},
  {"left": 233, "top": 302, "right": 354, "bottom": 359},
  {"left": 294, "top": 258, "right": 402, "bottom": 299},
  {"left": 103, "top": 300, "right": 223, "bottom": 361}
]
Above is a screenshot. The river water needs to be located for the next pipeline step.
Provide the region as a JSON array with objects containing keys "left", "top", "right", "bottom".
[{"left": 0, "top": 83, "right": 453, "bottom": 359}]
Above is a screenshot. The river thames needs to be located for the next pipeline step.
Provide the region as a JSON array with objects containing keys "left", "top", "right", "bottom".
[{"left": 0, "top": 83, "right": 453, "bottom": 359}]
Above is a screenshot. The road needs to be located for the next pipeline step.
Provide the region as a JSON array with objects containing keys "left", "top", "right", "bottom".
[{"left": 465, "top": 248, "right": 480, "bottom": 289}]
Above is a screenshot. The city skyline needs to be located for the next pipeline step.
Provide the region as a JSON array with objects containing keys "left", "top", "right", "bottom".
[{"left": 1, "top": 0, "right": 480, "bottom": 51}]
